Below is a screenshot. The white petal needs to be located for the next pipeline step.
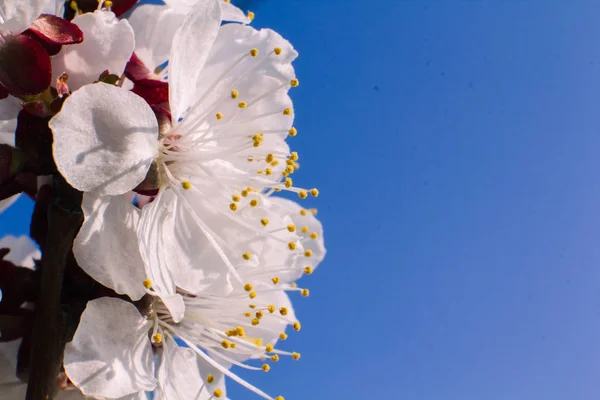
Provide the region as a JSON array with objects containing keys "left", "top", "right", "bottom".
[
  {"left": 0, "top": 97, "right": 22, "bottom": 122},
  {"left": 0, "top": 118, "right": 16, "bottom": 145},
  {"left": 169, "top": 0, "right": 221, "bottom": 122},
  {"left": 137, "top": 190, "right": 184, "bottom": 322},
  {"left": 0, "top": 235, "right": 40, "bottom": 269},
  {"left": 128, "top": 4, "right": 185, "bottom": 71},
  {"left": 64, "top": 297, "right": 156, "bottom": 398},
  {"left": 52, "top": 11, "right": 135, "bottom": 90},
  {"left": 0, "top": 0, "right": 50, "bottom": 32},
  {"left": 50, "top": 83, "right": 159, "bottom": 195},
  {"left": 220, "top": 1, "right": 250, "bottom": 24},
  {"left": 157, "top": 335, "right": 224, "bottom": 400},
  {"left": 0, "top": 194, "right": 19, "bottom": 215},
  {"left": 73, "top": 192, "right": 147, "bottom": 300}
]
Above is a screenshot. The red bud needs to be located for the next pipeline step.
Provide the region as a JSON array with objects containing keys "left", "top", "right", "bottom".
[{"left": 0, "top": 34, "right": 51, "bottom": 96}]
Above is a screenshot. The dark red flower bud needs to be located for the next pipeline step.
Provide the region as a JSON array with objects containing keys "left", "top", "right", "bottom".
[
  {"left": 28, "top": 14, "right": 84, "bottom": 46},
  {"left": 0, "top": 34, "right": 51, "bottom": 96}
]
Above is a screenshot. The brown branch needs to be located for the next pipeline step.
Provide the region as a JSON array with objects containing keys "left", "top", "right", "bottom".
[{"left": 26, "top": 179, "right": 82, "bottom": 400}]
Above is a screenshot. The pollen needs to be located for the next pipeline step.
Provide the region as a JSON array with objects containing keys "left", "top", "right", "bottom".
[
  {"left": 236, "top": 326, "right": 246, "bottom": 336},
  {"left": 244, "top": 283, "right": 253, "bottom": 292},
  {"left": 287, "top": 224, "right": 296, "bottom": 232},
  {"left": 229, "top": 203, "right": 238, "bottom": 211},
  {"left": 104, "top": 1, "right": 113, "bottom": 8},
  {"left": 301, "top": 289, "right": 310, "bottom": 297},
  {"left": 271, "top": 354, "right": 280, "bottom": 362},
  {"left": 241, "top": 189, "right": 249, "bottom": 197},
  {"left": 265, "top": 343, "right": 274, "bottom": 352},
  {"left": 290, "top": 78, "right": 299, "bottom": 87},
  {"left": 283, "top": 108, "right": 292, "bottom": 116},
  {"left": 274, "top": 47, "right": 282, "bottom": 55},
  {"left": 290, "top": 152, "right": 299, "bottom": 161},
  {"left": 260, "top": 218, "right": 269, "bottom": 226},
  {"left": 238, "top": 101, "right": 247, "bottom": 108},
  {"left": 300, "top": 209, "right": 308, "bottom": 216},
  {"left": 242, "top": 252, "right": 251, "bottom": 260},
  {"left": 310, "top": 232, "right": 318, "bottom": 239},
  {"left": 249, "top": 291, "right": 257, "bottom": 299},
  {"left": 251, "top": 318, "right": 260, "bottom": 326},
  {"left": 293, "top": 322, "right": 302, "bottom": 331},
  {"left": 310, "top": 188, "right": 319, "bottom": 197},
  {"left": 280, "top": 307, "right": 289, "bottom": 316},
  {"left": 250, "top": 199, "right": 259, "bottom": 207},
  {"left": 231, "top": 89, "right": 239, "bottom": 99},
  {"left": 272, "top": 276, "right": 280, "bottom": 285},
  {"left": 243, "top": 312, "right": 252, "bottom": 317},
  {"left": 301, "top": 226, "right": 309, "bottom": 233},
  {"left": 250, "top": 48, "right": 259, "bottom": 57},
  {"left": 221, "top": 340, "right": 231, "bottom": 349},
  {"left": 181, "top": 180, "right": 192, "bottom": 190},
  {"left": 262, "top": 364, "right": 271, "bottom": 372},
  {"left": 289, "top": 127, "right": 297, "bottom": 136},
  {"left": 152, "top": 333, "right": 162, "bottom": 344},
  {"left": 256, "top": 311, "right": 264, "bottom": 319},
  {"left": 276, "top": 397, "right": 285, "bottom": 400},
  {"left": 248, "top": 11, "right": 255, "bottom": 20},
  {"left": 143, "top": 279, "right": 152, "bottom": 289},
  {"left": 285, "top": 165, "right": 295, "bottom": 174},
  {"left": 279, "top": 332, "right": 288, "bottom": 340},
  {"left": 268, "top": 304, "right": 276, "bottom": 313},
  {"left": 232, "top": 194, "right": 241, "bottom": 202},
  {"left": 285, "top": 178, "right": 293, "bottom": 188},
  {"left": 298, "top": 190, "right": 308, "bottom": 199},
  {"left": 207, "top": 374, "right": 215, "bottom": 383},
  {"left": 304, "top": 249, "right": 313, "bottom": 257},
  {"left": 292, "top": 352, "right": 301, "bottom": 360},
  {"left": 288, "top": 241, "right": 297, "bottom": 250},
  {"left": 310, "top": 208, "right": 318, "bottom": 216},
  {"left": 265, "top": 168, "right": 273, "bottom": 176},
  {"left": 213, "top": 389, "right": 223, "bottom": 398},
  {"left": 304, "top": 266, "right": 313, "bottom": 275},
  {"left": 216, "top": 112, "right": 223, "bottom": 120},
  {"left": 249, "top": 304, "right": 256, "bottom": 309}
]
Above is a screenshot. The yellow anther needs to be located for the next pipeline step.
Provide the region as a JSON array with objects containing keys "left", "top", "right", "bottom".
[
  {"left": 242, "top": 252, "right": 251, "bottom": 260},
  {"left": 310, "top": 232, "right": 318, "bottom": 239},
  {"left": 285, "top": 177, "right": 293, "bottom": 188},
  {"left": 104, "top": 1, "right": 113, "bottom": 8},
  {"left": 241, "top": 189, "right": 249, "bottom": 197},
  {"left": 310, "top": 208, "right": 318, "bottom": 216},
  {"left": 287, "top": 224, "right": 296, "bottom": 232},
  {"left": 280, "top": 307, "right": 288, "bottom": 316},
  {"left": 265, "top": 153, "right": 274, "bottom": 163},
  {"left": 229, "top": 203, "right": 238, "bottom": 211},
  {"left": 271, "top": 276, "right": 279, "bottom": 285},
  {"left": 232, "top": 194, "right": 241, "bottom": 202},
  {"left": 288, "top": 127, "right": 297, "bottom": 136},
  {"left": 260, "top": 218, "right": 269, "bottom": 226},
  {"left": 310, "top": 188, "right": 319, "bottom": 197},
  {"left": 70, "top": 1, "right": 78, "bottom": 11},
  {"left": 265, "top": 343, "right": 274, "bottom": 352},
  {"left": 271, "top": 354, "right": 280, "bottom": 362},
  {"left": 301, "top": 226, "right": 309, "bottom": 233},
  {"left": 265, "top": 168, "right": 272, "bottom": 176},
  {"left": 268, "top": 304, "right": 276, "bottom": 313},
  {"left": 143, "top": 279, "right": 152, "bottom": 289},
  {"left": 247, "top": 11, "right": 255, "bottom": 20},
  {"left": 298, "top": 190, "right": 308, "bottom": 199},
  {"left": 293, "top": 322, "right": 301, "bottom": 331},
  {"left": 243, "top": 312, "right": 252, "bottom": 317},
  {"left": 221, "top": 340, "right": 230, "bottom": 349},
  {"left": 181, "top": 180, "right": 192, "bottom": 190},
  {"left": 250, "top": 199, "right": 259, "bottom": 207},
  {"left": 236, "top": 326, "right": 246, "bottom": 336},
  {"left": 301, "top": 289, "right": 310, "bottom": 297},
  {"left": 250, "top": 48, "right": 259, "bottom": 57},
  {"left": 300, "top": 209, "right": 307, "bottom": 216},
  {"left": 274, "top": 47, "right": 282, "bottom": 55},
  {"left": 216, "top": 112, "right": 223, "bottom": 120},
  {"left": 290, "top": 152, "right": 299, "bottom": 161},
  {"left": 249, "top": 337, "right": 263, "bottom": 347},
  {"left": 292, "top": 352, "right": 301, "bottom": 360},
  {"left": 256, "top": 311, "right": 264, "bottom": 319},
  {"left": 262, "top": 364, "right": 270, "bottom": 372},
  {"left": 271, "top": 160, "right": 280, "bottom": 166},
  {"left": 290, "top": 78, "right": 299, "bottom": 87},
  {"left": 251, "top": 318, "right": 260, "bottom": 326},
  {"left": 207, "top": 374, "right": 215, "bottom": 383},
  {"left": 213, "top": 389, "right": 223, "bottom": 398},
  {"left": 285, "top": 165, "right": 295, "bottom": 174},
  {"left": 286, "top": 159, "right": 295, "bottom": 167},
  {"left": 288, "top": 242, "right": 297, "bottom": 250},
  {"left": 249, "top": 291, "right": 257, "bottom": 299},
  {"left": 249, "top": 304, "right": 256, "bottom": 309},
  {"left": 276, "top": 397, "right": 285, "bottom": 400},
  {"left": 238, "top": 101, "right": 247, "bottom": 108},
  {"left": 247, "top": 186, "right": 254, "bottom": 191},
  {"left": 152, "top": 333, "right": 162, "bottom": 343},
  {"left": 290, "top": 282, "right": 298, "bottom": 288},
  {"left": 304, "top": 249, "right": 313, "bottom": 257},
  {"left": 231, "top": 89, "right": 239, "bottom": 99},
  {"left": 230, "top": 342, "right": 237, "bottom": 348},
  {"left": 304, "top": 266, "right": 313, "bottom": 275},
  {"left": 279, "top": 332, "right": 288, "bottom": 340},
  {"left": 223, "top": 0, "right": 230, "bottom": 2},
  {"left": 283, "top": 108, "right": 292, "bottom": 116},
  {"left": 247, "top": 157, "right": 254, "bottom": 162},
  {"left": 244, "top": 283, "right": 253, "bottom": 292}
]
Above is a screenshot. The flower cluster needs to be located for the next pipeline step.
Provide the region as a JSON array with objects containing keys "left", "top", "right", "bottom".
[{"left": 0, "top": 0, "right": 325, "bottom": 399}]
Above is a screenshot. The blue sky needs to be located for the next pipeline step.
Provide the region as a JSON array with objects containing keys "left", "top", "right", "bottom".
[{"left": 3, "top": 1, "right": 600, "bottom": 399}]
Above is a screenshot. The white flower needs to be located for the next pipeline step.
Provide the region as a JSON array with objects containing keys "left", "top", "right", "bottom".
[{"left": 0, "top": 0, "right": 51, "bottom": 33}]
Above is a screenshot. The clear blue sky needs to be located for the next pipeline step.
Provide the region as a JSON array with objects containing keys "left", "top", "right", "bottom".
[{"left": 3, "top": 1, "right": 600, "bottom": 399}]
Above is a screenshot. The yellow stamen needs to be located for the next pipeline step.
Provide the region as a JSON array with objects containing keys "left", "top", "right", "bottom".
[
  {"left": 274, "top": 47, "right": 282, "bottom": 55},
  {"left": 261, "top": 218, "right": 269, "bottom": 226},
  {"left": 229, "top": 203, "right": 238, "bottom": 211},
  {"left": 304, "top": 266, "right": 313, "bottom": 275},
  {"left": 143, "top": 279, "right": 152, "bottom": 289},
  {"left": 293, "top": 322, "right": 301, "bottom": 331},
  {"left": 231, "top": 89, "right": 239, "bottom": 99},
  {"left": 272, "top": 277, "right": 279, "bottom": 285},
  {"left": 292, "top": 352, "right": 301, "bottom": 360},
  {"left": 250, "top": 48, "right": 259, "bottom": 57},
  {"left": 290, "top": 78, "right": 299, "bottom": 87},
  {"left": 152, "top": 333, "right": 162, "bottom": 343},
  {"left": 288, "top": 127, "right": 297, "bottom": 136},
  {"left": 242, "top": 252, "right": 251, "bottom": 260},
  {"left": 216, "top": 112, "right": 223, "bottom": 120},
  {"left": 298, "top": 190, "right": 308, "bottom": 199},
  {"left": 207, "top": 374, "right": 215, "bottom": 383},
  {"left": 244, "top": 283, "right": 253, "bottom": 292},
  {"left": 262, "top": 364, "right": 270, "bottom": 372}
]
